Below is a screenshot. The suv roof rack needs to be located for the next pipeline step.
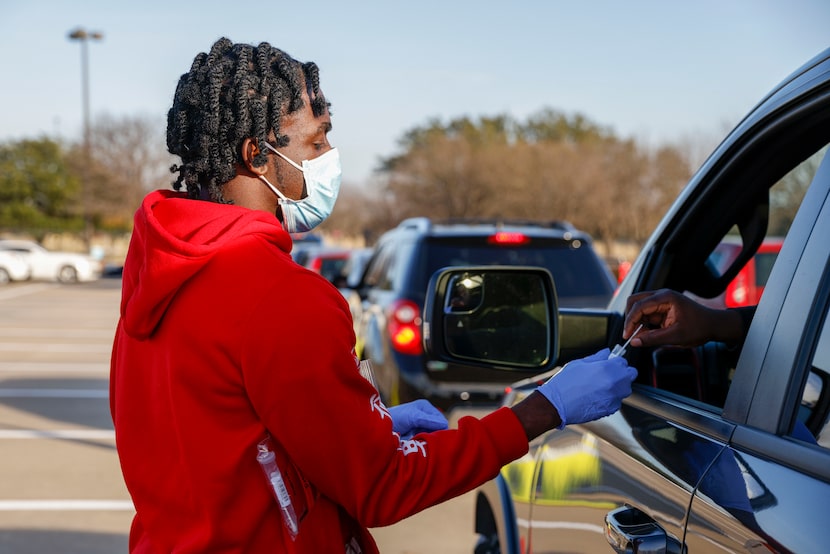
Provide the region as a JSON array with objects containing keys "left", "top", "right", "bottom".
[
  {"left": 395, "top": 217, "right": 579, "bottom": 234},
  {"left": 396, "top": 217, "right": 433, "bottom": 232},
  {"left": 431, "top": 217, "right": 577, "bottom": 232}
]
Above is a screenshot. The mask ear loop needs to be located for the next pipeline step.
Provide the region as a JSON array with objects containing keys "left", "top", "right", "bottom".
[
  {"left": 263, "top": 142, "right": 305, "bottom": 172},
  {"left": 258, "top": 174, "right": 291, "bottom": 202},
  {"left": 258, "top": 174, "right": 297, "bottom": 232}
]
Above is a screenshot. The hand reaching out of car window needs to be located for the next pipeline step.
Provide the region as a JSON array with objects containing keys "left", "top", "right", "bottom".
[{"left": 623, "top": 289, "right": 746, "bottom": 348}]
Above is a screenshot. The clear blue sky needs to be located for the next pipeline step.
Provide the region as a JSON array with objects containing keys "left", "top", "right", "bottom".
[{"left": 2, "top": 0, "right": 828, "bottom": 184}]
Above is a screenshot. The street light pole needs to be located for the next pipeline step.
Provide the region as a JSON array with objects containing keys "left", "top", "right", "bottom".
[{"left": 68, "top": 27, "right": 103, "bottom": 247}]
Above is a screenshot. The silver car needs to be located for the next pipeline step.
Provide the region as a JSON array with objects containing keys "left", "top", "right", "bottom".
[
  {"left": 0, "top": 240, "right": 102, "bottom": 283},
  {"left": 0, "top": 250, "right": 30, "bottom": 284}
]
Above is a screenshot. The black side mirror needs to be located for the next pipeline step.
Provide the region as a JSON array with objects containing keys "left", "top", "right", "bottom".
[{"left": 423, "top": 266, "right": 560, "bottom": 369}]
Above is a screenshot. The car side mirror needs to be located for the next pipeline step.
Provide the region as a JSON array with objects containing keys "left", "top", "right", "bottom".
[{"left": 423, "top": 266, "right": 560, "bottom": 369}]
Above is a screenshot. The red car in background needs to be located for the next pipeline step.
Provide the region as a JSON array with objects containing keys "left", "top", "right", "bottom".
[
  {"left": 617, "top": 237, "right": 782, "bottom": 308},
  {"left": 303, "top": 248, "right": 352, "bottom": 284},
  {"left": 723, "top": 238, "right": 782, "bottom": 307},
  {"left": 698, "top": 237, "right": 784, "bottom": 308}
]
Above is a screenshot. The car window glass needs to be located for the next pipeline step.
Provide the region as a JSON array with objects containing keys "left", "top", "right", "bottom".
[
  {"left": 363, "top": 245, "right": 392, "bottom": 288},
  {"left": 378, "top": 253, "right": 395, "bottom": 290},
  {"left": 377, "top": 244, "right": 398, "bottom": 291},
  {"left": 417, "top": 239, "right": 614, "bottom": 309},
  {"left": 796, "top": 302, "right": 830, "bottom": 449},
  {"left": 319, "top": 258, "right": 348, "bottom": 283},
  {"left": 389, "top": 241, "right": 415, "bottom": 292},
  {"left": 694, "top": 147, "right": 826, "bottom": 310},
  {"left": 650, "top": 143, "right": 829, "bottom": 409},
  {"left": 343, "top": 250, "right": 372, "bottom": 288}
]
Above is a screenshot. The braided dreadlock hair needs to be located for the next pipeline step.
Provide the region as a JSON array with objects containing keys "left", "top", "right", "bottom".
[{"left": 167, "top": 38, "right": 327, "bottom": 201}]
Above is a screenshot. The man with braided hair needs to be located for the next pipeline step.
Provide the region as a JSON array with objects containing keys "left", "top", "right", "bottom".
[{"left": 110, "top": 37, "right": 637, "bottom": 553}]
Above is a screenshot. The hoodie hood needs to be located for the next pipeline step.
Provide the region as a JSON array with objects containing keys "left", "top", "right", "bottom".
[{"left": 120, "top": 190, "right": 292, "bottom": 339}]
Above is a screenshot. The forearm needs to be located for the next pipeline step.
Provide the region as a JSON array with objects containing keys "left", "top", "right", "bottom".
[
  {"left": 708, "top": 306, "right": 749, "bottom": 345},
  {"left": 510, "top": 391, "right": 561, "bottom": 441}
]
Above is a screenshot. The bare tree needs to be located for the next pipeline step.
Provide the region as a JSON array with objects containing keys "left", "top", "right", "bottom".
[
  {"left": 324, "top": 110, "right": 694, "bottom": 249},
  {"left": 85, "top": 113, "right": 176, "bottom": 229}
]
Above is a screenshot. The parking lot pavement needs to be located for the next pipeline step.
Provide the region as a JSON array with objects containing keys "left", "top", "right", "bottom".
[
  {"left": 0, "top": 282, "right": 130, "bottom": 553},
  {"left": 370, "top": 406, "right": 494, "bottom": 553},
  {"left": 370, "top": 490, "right": 477, "bottom": 553},
  {"left": 0, "top": 282, "right": 495, "bottom": 552}
]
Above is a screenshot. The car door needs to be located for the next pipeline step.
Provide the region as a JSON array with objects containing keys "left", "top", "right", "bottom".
[
  {"left": 682, "top": 145, "right": 830, "bottom": 553},
  {"left": 353, "top": 242, "right": 395, "bottom": 361},
  {"left": 357, "top": 236, "right": 418, "bottom": 404},
  {"left": 525, "top": 52, "right": 830, "bottom": 553},
  {"left": 526, "top": 398, "right": 720, "bottom": 552},
  {"left": 1, "top": 243, "right": 48, "bottom": 280}
]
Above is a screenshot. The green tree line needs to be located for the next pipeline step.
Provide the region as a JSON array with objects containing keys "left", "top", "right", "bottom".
[
  {"left": 0, "top": 114, "right": 176, "bottom": 239},
  {"left": 3, "top": 108, "right": 703, "bottom": 251},
  {"left": 0, "top": 138, "right": 83, "bottom": 234}
]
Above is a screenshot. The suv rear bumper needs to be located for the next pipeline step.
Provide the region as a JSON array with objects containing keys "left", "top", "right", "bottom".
[{"left": 404, "top": 374, "right": 509, "bottom": 411}]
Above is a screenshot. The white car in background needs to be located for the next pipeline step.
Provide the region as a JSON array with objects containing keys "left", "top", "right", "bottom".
[
  {"left": 0, "top": 240, "right": 102, "bottom": 283},
  {"left": 0, "top": 251, "right": 30, "bottom": 284}
]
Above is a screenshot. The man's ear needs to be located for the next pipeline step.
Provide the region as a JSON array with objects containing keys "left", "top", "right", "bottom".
[{"left": 241, "top": 138, "right": 268, "bottom": 175}]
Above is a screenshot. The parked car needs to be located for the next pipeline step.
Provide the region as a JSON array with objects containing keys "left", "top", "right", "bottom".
[
  {"left": 302, "top": 247, "right": 352, "bottom": 284},
  {"left": 289, "top": 232, "right": 324, "bottom": 266},
  {"left": 0, "top": 250, "right": 30, "bottom": 284},
  {"left": 332, "top": 247, "right": 374, "bottom": 291},
  {"left": 422, "top": 47, "right": 830, "bottom": 553},
  {"left": 723, "top": 238, "right": 782, "bottom": 308},
  {"left": 692, "top": 237, "right": 784, "bottom": 309},
  {"left": 0, "top": 240, "right": 102, "bottom": 283},
  {"left": 351, "top": 217, "right": 616, "bottom": 410},
  {"left": 332, "top": 248, "right": 374, "bottom": 328}
]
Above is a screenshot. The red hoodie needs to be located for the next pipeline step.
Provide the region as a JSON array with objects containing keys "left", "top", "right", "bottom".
[{"left": 110, "top": 190, "right": 529, "bottom": 553}]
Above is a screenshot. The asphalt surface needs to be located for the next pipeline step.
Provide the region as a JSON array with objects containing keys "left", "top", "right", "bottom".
[{"left": 0, "top": 279, "right": 487, "bottom": 553}]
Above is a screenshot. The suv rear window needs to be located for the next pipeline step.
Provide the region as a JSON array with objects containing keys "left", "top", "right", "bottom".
[{"left": 413, "top": 236, "right": 614, "bottom": 308}]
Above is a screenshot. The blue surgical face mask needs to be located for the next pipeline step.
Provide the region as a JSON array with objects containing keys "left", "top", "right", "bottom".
[{"left": 259, "top": 144, "right": 342, "bottom": 233}]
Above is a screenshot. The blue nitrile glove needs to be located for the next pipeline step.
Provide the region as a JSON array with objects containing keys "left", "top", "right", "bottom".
[
  {"left": 538, "top": 348, "right": 637, "bottom": 429},
  {"left": 388, "top": 399, "right": 449, "bottom": 439}
]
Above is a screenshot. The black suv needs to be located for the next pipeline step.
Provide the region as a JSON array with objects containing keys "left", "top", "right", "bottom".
[
  {"left": 422, "top": 47, "right": 830, "bottom": 553},
  {"left": 350, "top": 217, "right": 616, "bottom": 410}
]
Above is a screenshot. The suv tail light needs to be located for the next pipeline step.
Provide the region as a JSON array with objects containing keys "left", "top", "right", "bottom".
[
  {"left": 388, "top": 299, "right": 423, "bottom": 355},
  {"left": 488, "top": 232, "right": 530, "bottom": 245},
  {"left": 309, "top": 257, "right": 322, "bottom": 273}
]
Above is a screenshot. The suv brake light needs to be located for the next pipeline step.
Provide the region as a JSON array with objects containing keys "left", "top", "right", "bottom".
[
  {"left": 488, "top": 232, "right": 530, "bottom": 245},
  {"left": 388, "top": 299, "right": 422, "bottom": 355}
]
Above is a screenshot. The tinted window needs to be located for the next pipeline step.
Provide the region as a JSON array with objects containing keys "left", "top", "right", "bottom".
[
  {"left": 798, "top": 300, "right": 830, "bottom": 449},
  {"left": 414, "top": 237, "right": 614, "bottom": 308},
  {"left": 642, "top": 141, "right": 829, "bottom": 406},
  {"left": 319, "top": 258, "right": 348, "bottom": 283}
]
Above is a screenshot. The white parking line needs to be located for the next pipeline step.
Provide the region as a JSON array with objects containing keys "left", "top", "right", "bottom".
[
  {"left": 0, "top": 388, "right": 108, "bottom": 398},
  {"left": 0, "top": 328, "right": 114, "bottom": 339},
  {"left": 0, "top": 343, "right": 112, "bottom": 353},
  {"left": 0, "top": 362, "right": 109, "bottom": 373},
  {"left": 0, "top": 284, "right": 54, "bottom": 301},
  {"left": 0, "top": 500, "right": 133, "bottom": 511},
  {"left": 0, "top": 430, "right": 114, "bottom": 439}
]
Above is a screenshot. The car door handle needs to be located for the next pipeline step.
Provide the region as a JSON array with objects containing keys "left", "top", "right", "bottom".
[{"left": 605, "top": 505, "right": 684, "bottom": 554}]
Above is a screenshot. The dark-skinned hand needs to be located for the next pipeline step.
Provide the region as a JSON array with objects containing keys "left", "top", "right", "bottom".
[{"left": 623, "top": 289, "right": 744, "bottom": 348}]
